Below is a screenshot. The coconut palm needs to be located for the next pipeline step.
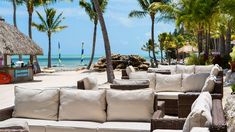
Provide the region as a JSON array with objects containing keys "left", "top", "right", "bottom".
[
  {"left": 79, "top": 0, "right": 108, "bottom": 70},
  {"left": 32, "top": 8, "right": 67, "bottom": 68},
  {"left": 92, "top": 0, "right": 114, "bottom": 83},
  {"left": 129, "top": 0, "right": 170, "bottom": 67}
]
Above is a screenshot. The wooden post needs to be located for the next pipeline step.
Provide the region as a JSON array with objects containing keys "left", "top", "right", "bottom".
[
  {"left": 30, "top": 55, "right": 33, "bottom": 65},
  {"left": 3, "top": 54, "right": 7, "bottom": 67}
]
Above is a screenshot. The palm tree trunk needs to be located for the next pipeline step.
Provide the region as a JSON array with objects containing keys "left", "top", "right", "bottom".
[
  {"left": 160, "top": 43, "right": 163, "bottom": 64},
  {"left": 28, "top": 11, "right": 33, "bottom": 39},
  {"left": 87, "top": 21, "right": 98, "bottom": 70},
  {"left": 92, "top": 0, "right": 115, "bottom": 83},
  {"left": 48, "top": 33, "right": 52, "bottom": 68},
  {"left": 226, "top": 22, "right": 231, "bottom": 56},
  {"left": 13, "top": 0, "right": 17, "bottom": 28},
  {"left": 220, "top": 34, "right": 225, "bottom": 57},
  {"left": 151, "top": 15, "right": 158, "bottom": 67},
  {"left": 198, "top": 29, "right": 203, "bottom": 55}
]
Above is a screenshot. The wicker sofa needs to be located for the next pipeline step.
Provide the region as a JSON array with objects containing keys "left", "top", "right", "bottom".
[
  {"left": 151, "top": 94, "right": 227, "bottom": 132},
  {"left": 0, "top": 87, "right": 165, "bottom": 132},
  {"left": 118, "top": 64, "right": 223, "bottom": 116}
]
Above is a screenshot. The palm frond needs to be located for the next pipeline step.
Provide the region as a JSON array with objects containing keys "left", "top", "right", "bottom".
[
  {"left": 129, "top": 10, "right": 147, "bottom": 18},
  {"left": 32, "top": 22, "right": 47, "bottom": 32},
  {"left": 137, "top": 0, "right": 149, "bottom": 11},
  {"left": 80, "top": 0, "right": 96, "bottom": 21}
]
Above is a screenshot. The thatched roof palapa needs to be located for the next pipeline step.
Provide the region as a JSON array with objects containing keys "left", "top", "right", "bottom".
[{"left": 0, "top": 21, "right": 43, "bottom": 55}]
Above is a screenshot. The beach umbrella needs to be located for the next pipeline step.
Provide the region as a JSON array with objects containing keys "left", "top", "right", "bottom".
[
  {"left": 178, "top": 44, "right": 198, "bottom": 54},
  {"left": 58, "top": 42, "right": 62, "bottom": 66},
  {"left": 81, "top": 42, "right": 84, "bottom": 64}
]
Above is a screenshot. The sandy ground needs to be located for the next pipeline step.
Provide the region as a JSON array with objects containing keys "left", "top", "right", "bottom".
[
  {"left": 0, "top": 70, "right": 122, "bottom": 109},
  {"left": 0, "top": 70, "right": 231, "bottom": 109}
]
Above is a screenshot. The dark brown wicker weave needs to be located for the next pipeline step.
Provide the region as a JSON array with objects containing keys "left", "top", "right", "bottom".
[
  {"left": 110, "top": 84, "right": 149, "bottom": 90},
  {"left": 158, "top": 99, "right": 178, "bottom": 115},
  {"left": 151, "top": 99, "right": 227, "bottom": 132}
]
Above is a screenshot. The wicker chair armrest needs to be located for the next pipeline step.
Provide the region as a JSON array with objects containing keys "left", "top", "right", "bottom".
[
  {"left": 213, "top": 78, "right": 223, "bottom": 96},
  {"left": 121, "top": 76, "right": 129, "bottom": 79},
  {"left": 151, "top": 117, "right": 186, "bottom": 131},
  {"left": 121, "top": 69, "right": 128, "bottom": 77},
  {"left": 77, "top": 80, "right": 85, "bottom": 89},
  {"left": 0, "top": 106, "right": 14, "bottom": 121},
  {"left": 110, "top": 84, "right": 149, "bottom": 90},
  {"left": 210, "top": 99, "right": 227, "bottom": 132},
  {"left": 157, "top": 101, "right": 165, "bottom": 116}
]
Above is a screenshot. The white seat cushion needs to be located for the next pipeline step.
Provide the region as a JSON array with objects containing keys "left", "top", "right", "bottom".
[
  {"left": 195, "top": 65, "right": 214, "bottom": 74},
  {"left": 83, "top": 76, "right": 98, "bottom": 90},
  {"left": 0, "top": 119, "right": 29, "bottom": 131},
  {"left": 106, "top": 89, "right": 154, "bottom": 122},
  {"left": 113, "top": 79, "right": 150, "bottom": 85},
  {"left": 158, "top": 65, "right": 177, "bottom": 74},
  {"left": 126, "top": 66, "right": 136, "bottom": 76},
  {"left": 176, "top": 65, "right": 195, "bottom": 74},
  {"left": 129, "top": 72, "right": 156, "bottom": 89},
  {"left": 155, "top": 74, "right": 182, "bottom": 92},
  {"left": 59, "top": 89, "right": 106, "bottom": 122},
  {"left": 210, "top": 64, "right": 221, "bottom": 76},
  {"left": 201, "top": 76, "right": 215, "bottom": 93},
  {"left": 46, "top": 121, "right": 101, "bottom": 132},
  {"left": 97, "top": 122, "right": 150, "bottom": 132},
  {"left": 182, "top": 73, "right": 210, "bottom": 92},
  {"left": 156, "top": 92, "right": 184, "bottom": 100},
  {"left": 153, "top": 130, "right": 182, "bottom": 132},
  {"left": 190, "top": 127, "right": 209, "bottom": 132},
  {"left": 13, "top": 87, "right": 59, "bottom": 120}
]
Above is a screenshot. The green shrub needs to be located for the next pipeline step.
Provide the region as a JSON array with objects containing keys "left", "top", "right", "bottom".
[
  {"left": 231, "top": 84, "right": 235, "bottom": 93},
  {"left": 230, "top": 46, "right": 235, "bottom": 61},
  {"left": 185, "top": 53, "right": 199, "bottom": 65}
]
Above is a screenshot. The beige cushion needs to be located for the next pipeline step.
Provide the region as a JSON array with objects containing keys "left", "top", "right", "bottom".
[
  {"left": 195, "top": 65, "right": 214, "bottom": 74},
  {"left": 113, "top": 79, "right": 149, "bottom": 85},
  {"left": 83, "top": 76, "right": 98, "bottom": 90},
  {"left": 106, "top": 89, "right": 154, "bottom": 122},
  {"left": 46, "top": 121, "right": 101, "bottom": 132},
  {"left": 126, "top": 66, "right": 135, "bottom": 76},
  {"left": 59, "top": 89, "right": 106, "bottom": 122},
  {"left": 210, "top": 65, "right": 221, "bottom": 76},
  {"left": 158, "top": 65, "right": 176, "bottom": 74},
  {"left": 0, "top": 119, "right": 29, "bottom": 131},
  {"left": 201, "top": 76, "right": 215, "bottom": 93},
  {"left": 182, "top": 73, "right": 210, "bottom": 92},
  {"left": 97, "top": 122, "right": 150, "bottom": 132},
  {"left": 183, "top": 92, "right": 212, "bottom": 132},
  {"left": 155, "top": 74, "right": 182, "bottom": 92},
  {"left": 13, "top": 87, "right": 59, "bottom": 120},
  {"left": 156, "top": 92, "right": 184, "bottom": 100},
  {"left": 129, "top": 72, "right": 156, "bottom": 89},
  {"left": 153, "top": 130, "right": 182, "bottom": 132},
  {"left": 190, "top": 127, "right": 210, "bottom": 132},
  {"left": 176, "top": 65, "right": 195, "bottom": 74}
]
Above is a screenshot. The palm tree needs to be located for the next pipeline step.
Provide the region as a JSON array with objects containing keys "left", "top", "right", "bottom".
[
  {"left": 79, "top": 0, "right": 108, "bottom": 70},
  {"left": 32, "top": 8, "right": 67, "bottom": 68},
  {"left": 92, "top": 0, "right": 114, "bottom": 83},
  {"left": 129, "top": 0, "right": 170, "bottom": 67}
]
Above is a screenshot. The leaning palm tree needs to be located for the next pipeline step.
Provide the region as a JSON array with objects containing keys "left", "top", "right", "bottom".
[
  {"left": 79, "top": 0, "right": 108, "bottom": 70},
  {"left": 32, "top": 8, "right": 67, "bottom": 68},
  {"left": 92, "top": 0, "right": 114, "bottom": 83},
  {"left": 129, "top": 0, "right": 170, "bottom": 67}
]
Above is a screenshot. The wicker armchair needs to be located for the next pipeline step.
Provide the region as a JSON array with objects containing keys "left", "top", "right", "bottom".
[{"left": 151, "top": 99, "right": 227, "bottom": 132}]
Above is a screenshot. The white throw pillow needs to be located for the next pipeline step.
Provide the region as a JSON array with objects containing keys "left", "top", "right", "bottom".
[
  {"left": 113, "top": 79, "right": 150, "bottom": 85},
  {"left": 210, "top": 64, "right": 221, "bottom": 76},
  {"left": 13, "top": 87, "right": 59, "bottom": 120},
  {"left": 129, "top": 72, "right": 156, "bottom": 89},
  {"left": 183, "top": 92, "right": 212, "bottom": 132},
  {"left": 126, "top": 66, "right": 136, "bottom": 76},
  {"left": 195, "top": 65, "right": 214, "bottom": 74},
  {"left": 106, "top": 89, "right": 154, "bottom": 122},
  {"left": 176, "top": 65, "right": 195, "bottom": 74},
  {"left": 182, "top": 73, "right": 210, "bottom": 92},
  {"left": 158, "top": 65, "right": 176, "bottom": 74},
  {"left": 155, "top": 74, "right": 182, "bottom": 92},
  {"left": 59, "top": 89, "right": 106, "bottom": 122},
  {"left": 83, "top": 76, "right": 98, "bottom": 90},
  {"left": 201, "top": 76, "right": 215, "bottom": 93}
]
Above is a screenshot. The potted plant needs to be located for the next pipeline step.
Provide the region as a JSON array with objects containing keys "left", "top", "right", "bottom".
[
  {"left": 231, "top": 84, "right": 235, "bottom": 95},
  {"left": 229, "top": 46, "right": 235, "bottom": 72}
]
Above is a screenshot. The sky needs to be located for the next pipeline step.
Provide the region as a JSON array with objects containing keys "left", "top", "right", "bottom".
[{"left": 0, "top": 0, "right": 175, "bottom": 57}]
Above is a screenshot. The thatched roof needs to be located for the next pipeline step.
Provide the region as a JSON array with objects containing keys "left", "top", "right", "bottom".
[{"left": 0, "top": 21, "right": 43, "bottom": 55}]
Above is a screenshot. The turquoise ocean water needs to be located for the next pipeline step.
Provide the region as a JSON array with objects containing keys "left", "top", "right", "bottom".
[{"left": 11, "top": 54, "right": 162, "bottom": 69}]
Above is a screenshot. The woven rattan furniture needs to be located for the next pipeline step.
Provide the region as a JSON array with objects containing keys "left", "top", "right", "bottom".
[{"left": 151, "top": 99, "right": 227, "bottom": 132}]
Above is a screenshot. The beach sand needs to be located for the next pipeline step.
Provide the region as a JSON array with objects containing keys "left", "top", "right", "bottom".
[{"left": 0, "top": 70, "right": 231, "bottom": 110}]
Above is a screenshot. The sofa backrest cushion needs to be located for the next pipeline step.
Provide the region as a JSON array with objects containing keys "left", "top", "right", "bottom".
[
  {"left": 182, "top": 73, "right": 210, "bottom": 92},
  {"left": 158, "top": 65, "right": 176, "bottom": 74},
  {"left": 183, "top": 92, "right": 212, "bottom": 132},
  {"left": 59, "top": 89, "right": 106, "bottom": 122},
  {"left": 129, "top": 72, "right": 156, "bottom": 89},
  {"left": 195, "top": 65, "right": 214, "bottom": 74},
  {"left": 155, "top": 74, "right": 182, "bottom": 92},
  {"left": 210, "top": 64, "right": 221, "bottom": 76},
  {"left": 126, "top": 66, "right": 136, "bottom": 76},
  {"left": 201, "top": 76, "right": 215, "bottom": 93},
  {"left": 106, "top": 89, "right": 154, "bottom": 122},
  {"left": 83, "top": 76, "right": 98, "bottom": 90},
  {"left": 113, "top": 79, "right": 150, "bottom": 85},
  {"left": 13, "top": 86, "right": 59, "bottom": 120},
  {"left": 176, "top": 65, "right": 195, "bottom": 74}
]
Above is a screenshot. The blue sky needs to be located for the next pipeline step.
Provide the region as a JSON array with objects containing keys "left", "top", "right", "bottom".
[{"left": 0, "top": 0, "right": 175, "bottom": 57}]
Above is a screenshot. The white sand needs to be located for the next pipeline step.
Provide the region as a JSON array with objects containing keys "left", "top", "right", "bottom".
[{"left": 0, "top": 70, "right": 121, "bottom": 109}]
